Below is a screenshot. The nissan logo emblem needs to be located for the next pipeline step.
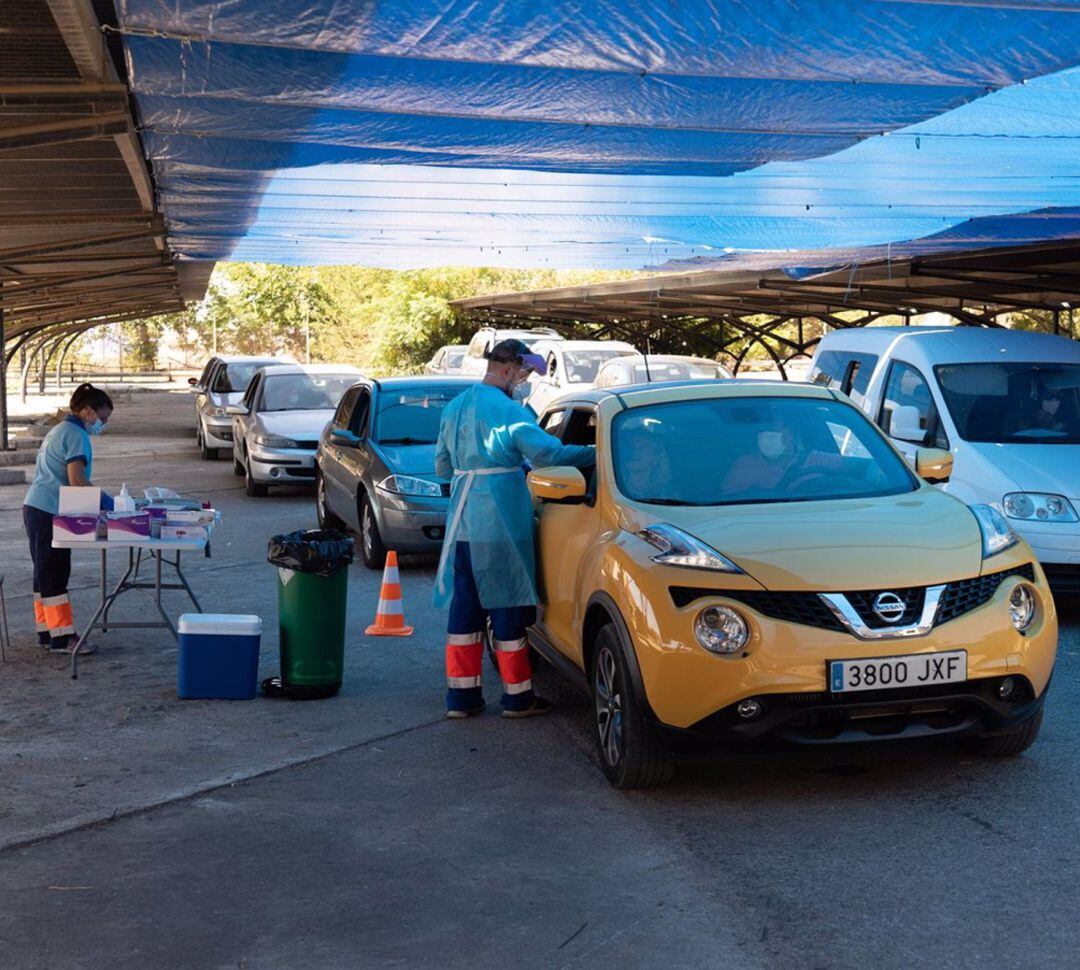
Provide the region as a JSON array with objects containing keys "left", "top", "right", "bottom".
[{"left": 872, "top": 592, "right": 907, "bottom": 623}]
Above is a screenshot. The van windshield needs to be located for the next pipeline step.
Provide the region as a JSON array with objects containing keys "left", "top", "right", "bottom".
[
  {"left": 936, "top": 363, "right": 1080, "bottom": 444},
  {"left": 613, "top": 397, "right": 915, "bottom": 506},
  {"left": 563, "top": 349, "right": 635, "bottom": 383}
]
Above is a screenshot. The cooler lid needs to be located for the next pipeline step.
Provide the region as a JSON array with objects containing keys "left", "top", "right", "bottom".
[{"left": 178, "top": 613, "right": 262, "bottom": 636}]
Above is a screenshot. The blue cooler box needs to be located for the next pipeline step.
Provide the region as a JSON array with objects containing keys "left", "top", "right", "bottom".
[{"left": 178, "top": 614, "right": 262, "bottom": 699}]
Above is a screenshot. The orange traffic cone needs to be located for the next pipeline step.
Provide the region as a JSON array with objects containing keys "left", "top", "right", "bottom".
[{"left": 365, "top": 551, "right": 414, "bottom": 637}]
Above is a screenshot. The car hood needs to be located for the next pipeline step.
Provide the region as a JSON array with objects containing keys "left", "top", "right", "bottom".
[
  {"left": 627, "top": 488, "right": 983, "bottom": 591},
  {"left": 210, "top": 390, "right": 245, "bottom": 406},
  {"left": 257, "top": 409, "right": 334, "bottom": 439},
  {"left": 965, "top": 442, "right": 1080, "bottom": 498},
  {"left": 374, "top": 443, "right": 436, "bottom": 476}
]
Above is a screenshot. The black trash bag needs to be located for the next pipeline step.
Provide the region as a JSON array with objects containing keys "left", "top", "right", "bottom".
[{"left": 268, "top": 529, "right": 354, "bottom": 577}]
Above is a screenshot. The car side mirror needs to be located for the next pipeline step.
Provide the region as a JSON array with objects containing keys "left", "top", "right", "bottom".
[
  {"left": 188, "top": 377, "right": 199, "bottom": 387},
  {"left": 527, "top": 466, "right": 587, "bottom": 502},
  {"left": 224, "top": 404, "right": 248, "bottom": 416},
  {"left": 915, "top": 447, "right": 953, "bottom": 484},
  {"left": 890, "top": 405, "right": 926, "bottom": 444},
  {"left": 330, "top": 429, "right": 361, "bottom": 447}
]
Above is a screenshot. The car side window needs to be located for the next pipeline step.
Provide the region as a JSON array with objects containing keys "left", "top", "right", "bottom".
[
  {"left": 561, "top": 408, "right": 598, "bottom": 447},
  {"left": 467, "top": 333, "right": 487, "bottom": 359},
  {"left": 198, "top": 359, "right": 215, "bottom": 387},
  {"left": 332, "top": 386, "right": 360, "bottom": 431},
  {"left": 810, "top": 350, "right": 878, "bottom": 404},
  {"left": 878, "top": 361, "right": 948, "bottom": 448},
  {"left": 242, "top": 373, "right": 261, "bottom": 411},
  {"left": 349, "top": 387, "right": 372, "bottom": 436},
  {"left": 540, "top": 408, "right": 566, "bottom": 436}
]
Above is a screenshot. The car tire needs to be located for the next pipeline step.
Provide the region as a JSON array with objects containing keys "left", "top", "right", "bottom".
[
  {"left": 198, "top": 423, "right": 218, "bottom": 461},
  {"left": 964, "top": 707, "right": 1043, "bottom": 757},
  {"left": 233, "top": 454, "right": 244, "bottom": 477},
  {"left": 244, "top": 451, "right": 268, "bottom": 498},
  {"left": 359, "top": 492, "right": 388, "bottom": 569},
  {"left": 316, "top": 468, "right": 345, "bottom": 530},
  {"left": 591, "top": 623, "right": 673, "bottom": 789}
]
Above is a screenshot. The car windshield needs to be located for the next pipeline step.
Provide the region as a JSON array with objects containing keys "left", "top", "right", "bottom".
[
  {"left": 936, "top": 362, "right": 1080, "bottom": 444},
  {"left": 563, "top": 349, "right": 636, "bottom": 383},
  {"left": 613, "top": 397, "right": 915, "bottom": 506},
  {"left": 621, "top": 359, "right": 728, "bottom": 384},
  {"left": 374, "top": 385, "right": 469, "bottom": 444},
  {"left": 213, "top": 361, "right": 275, "bottom": 393},
  {"left": 446, "top": 350, "right": 466, "bottom": 368},
  {"left": 260, "top": 373, "right": 356, "bottom": 412}
]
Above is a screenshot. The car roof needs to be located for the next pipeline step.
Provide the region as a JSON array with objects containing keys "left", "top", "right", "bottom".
[
  {"left": 536, "top": 339, "right": 637, "bottom": 352},
  {"left": 563, "top": 379, "right": 835, "bottom": 408},
  {"left": 372, "top": 375, "right": 479, "bottom": 390},
  {"left": 611, "top": 353, "right": 725, "bottom": 366},
  {"left": 259, "top": 363, "right": 364, "bottom": 376},
  {"left": 818, "top": 325, "right": 1080, "bottom": 363},
  {"left": 215, "top": 354, "right": 289, "bottom": 364}
]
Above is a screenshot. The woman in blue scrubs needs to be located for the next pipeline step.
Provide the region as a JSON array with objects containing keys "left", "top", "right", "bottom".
[{"left": 22, "top": 383, "right": 114, "bottom": 654}]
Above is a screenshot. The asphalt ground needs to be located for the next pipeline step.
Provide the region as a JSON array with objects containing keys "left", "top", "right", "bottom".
[{"left": 0, "top": 388, "right": 1078, "bottom": 969}]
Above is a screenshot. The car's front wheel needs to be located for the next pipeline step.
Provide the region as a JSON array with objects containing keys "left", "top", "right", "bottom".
[
  {"left": 965, "top": 707, "right": 1043, "bottom": 757},
  {"left": 359, "top": 492, "right": 388, "bottom": 569},
  {"left": 316, "top": 468, "right": 345, "bottom": 530},
  {"left": 591, "top": 624, "right": 672, "bottom": 789},
  {"left": 198, "top": 421, "right": 219, "bottom": 460},
  {"left": 244, "top": 449, "right": 268, "bottom": 498},
  {"left": 233, "top": 454, "right": 244, "bottom": 476}
]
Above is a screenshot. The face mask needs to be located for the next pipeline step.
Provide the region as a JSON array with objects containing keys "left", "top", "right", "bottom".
[
  {"left": 87, "top": 418, "right": 105, "bottom": 436},
  {"left": 511, "top": 380, "right": 532, "bottom": 404},
  {"left": 758, "top": 430, "right": 787, "bottom": 460},
  {"left": 1043, "top": 398, "right": 1061, "bottom": 416}
]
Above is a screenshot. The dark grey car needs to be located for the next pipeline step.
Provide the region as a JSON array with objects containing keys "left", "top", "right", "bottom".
[{"left": 315, "top": 376, "right": 477, "bottom": 568}]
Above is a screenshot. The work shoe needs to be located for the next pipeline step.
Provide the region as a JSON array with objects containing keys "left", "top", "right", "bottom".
[
  {"left": 50, "top": 637, "right": 97, "bottom": 656},
  {"left": 38, "top": 632, "right": 51, "bottom": 647},
  {"left": 446, "top": 702, "right": 486, "bottom": 720},
  {"left": 502, "top": 695, "right": 553, "bottom": 719}
]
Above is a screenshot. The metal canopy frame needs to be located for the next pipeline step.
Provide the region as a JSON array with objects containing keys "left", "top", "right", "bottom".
[
  {"left": 0, "top": 1, "right": 213, "bottom": 448},
  {"left": 452, "top": 239, "right": 1080, "bottom": 375}
]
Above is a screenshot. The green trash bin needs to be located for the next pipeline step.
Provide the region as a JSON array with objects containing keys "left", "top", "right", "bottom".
[{"left": 264, "top": 529, "right": 354, "bottom": 699}]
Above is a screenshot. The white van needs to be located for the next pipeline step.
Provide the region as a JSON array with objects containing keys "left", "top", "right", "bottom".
[
  {"left": 459, "top": 326, "right": 563, "bottom": 378},
  {"left": 525, "top": 339, "right": 638, "bottom": 414},
  {"left": 809, "top": 326, "right": 1080, "bottom": 593}
]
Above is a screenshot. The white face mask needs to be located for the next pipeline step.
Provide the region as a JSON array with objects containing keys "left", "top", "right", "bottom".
[
  {"left": 758, "top": 430, "right": 787, "bottom": 460},
  {"left": 1043, "top": 398, "right": 1061, "bottom": 416}
]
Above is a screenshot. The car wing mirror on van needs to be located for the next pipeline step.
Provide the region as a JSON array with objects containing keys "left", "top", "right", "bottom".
[
  {"left": 224, "top": 404, "right": 248, "bottom": 416},
  {"left": 915, "top": 448, "right": 953, "bottom": 484},
  {"left": 527, "top": 466, "right": 587, "bottom": 502},
  {"left": 330, "top": 428, "right": 361, "bottom": 447},
  {"left": 890, "top": 405, "right": 926, "bottom": 444}
]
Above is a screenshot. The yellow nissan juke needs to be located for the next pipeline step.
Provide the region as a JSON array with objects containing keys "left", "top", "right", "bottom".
[{"left": 526, "top": 381, "right": 1057, "bottom": 788}]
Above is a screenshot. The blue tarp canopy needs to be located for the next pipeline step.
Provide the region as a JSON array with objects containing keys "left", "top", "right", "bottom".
[{"left": 113, "top": 1, "right": 1080, "bottom": 269}]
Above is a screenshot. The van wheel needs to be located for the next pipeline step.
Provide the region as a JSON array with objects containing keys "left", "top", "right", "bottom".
[
  {"left": 591, "top": 624, "right": 673, "bottom": 789},
  {"left": 359, "top": 493, "right": 387, "bottom": 569},
  {"left": 316, "top": 468, "right": 344, "bottom": 530},
  {"left": 244, "top": 451, "right": 268, "bottom": 498},
  {"left": 964, "top": 708, "right": 1043, "bottom": 757}
]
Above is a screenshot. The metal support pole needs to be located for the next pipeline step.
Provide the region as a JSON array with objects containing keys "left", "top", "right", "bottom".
[
  {"left": 0, "top": 299, "right": 8, "bottom": 451},
  {"left": 1053, "top": 309, "right": 1061, "bottom": 335}
]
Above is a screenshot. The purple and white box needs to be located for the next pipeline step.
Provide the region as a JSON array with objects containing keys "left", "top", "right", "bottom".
[
  {"left": 53, "top": 514, "right": 100, "bottom": 543},
  {"left": 106, "top": 512, "right": 151, "bottom": 542}
]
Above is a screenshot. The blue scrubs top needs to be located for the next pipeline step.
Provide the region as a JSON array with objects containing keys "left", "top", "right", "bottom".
[{"left": 433, "top": 383, "right": 594, "bottom": 610}]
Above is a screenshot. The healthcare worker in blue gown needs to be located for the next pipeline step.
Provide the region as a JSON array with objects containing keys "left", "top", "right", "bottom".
[{"left": 434, "top": 338, "right": 595, "bottom": 719}]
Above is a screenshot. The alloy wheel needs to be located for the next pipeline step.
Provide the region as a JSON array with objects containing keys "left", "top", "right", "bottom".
[
  {"left": 362, "top": 502, "right": 374, "bottom": 557},
  {"left": 595, "top": 644, "right": 623, "bottom": 767}
]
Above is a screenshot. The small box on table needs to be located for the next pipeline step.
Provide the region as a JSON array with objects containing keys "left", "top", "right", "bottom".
[
  {"left": 160, "top": 524, "right": 209, "bottom": 541},
  {"left": 53, "top": 514, "right": 100, "bottom": 542},
  {"left": 178, "top": 614, "right": 262, "bottom": 700},
  {"left": 106, "top": 512, "right": 150, "bottom": 541}
]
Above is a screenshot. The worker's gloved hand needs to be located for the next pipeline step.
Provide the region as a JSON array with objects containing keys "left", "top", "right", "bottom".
[{"left": 99, "top": 491, "right": 115, "bottom": 512}]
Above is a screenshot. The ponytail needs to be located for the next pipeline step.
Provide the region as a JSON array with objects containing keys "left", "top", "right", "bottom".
[{"left": 69, "top": 382, "right": 113, "bottom": 414}]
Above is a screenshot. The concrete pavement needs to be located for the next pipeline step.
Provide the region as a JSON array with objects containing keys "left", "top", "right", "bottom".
[{"left": 1, "top": 388, "right": 1078, "bottom": 968}]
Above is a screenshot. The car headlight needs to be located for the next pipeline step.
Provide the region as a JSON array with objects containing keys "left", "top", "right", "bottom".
[
  {"left": 637, "top": 523, "right": 743, "bottom": 573},
  {"left": 694, "top": 606, "right": 749, "bottom": 654},
  {"left": 970, "top": 504, "right": 1020, "bottom": 559},
  {"left": 254, "top": 434, "right": 298, "bottom": 449},
  {"left": 1002, "top": 492, "right": 1078, "bottom": 523},
  {"left": 377, "top": 474, "right": 442, "bottom": 498},
  {"left": 1008, "top": 583, "right": 1036, "bottom": 633},
  {"left": 207, "top": 406, "right": 228, "bottom": 417}
]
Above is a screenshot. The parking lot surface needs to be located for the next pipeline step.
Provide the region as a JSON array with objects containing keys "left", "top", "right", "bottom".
[{"left": 1, "top": 388, "right": 1078, "bottom": 969}]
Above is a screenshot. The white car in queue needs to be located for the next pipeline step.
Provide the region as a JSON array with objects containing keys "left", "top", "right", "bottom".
[
  {"left": 594, "top": 353, "right": 734, "bottom": 388},
  {"left": 809, "top": 326, "right": 1080, "bottom": 596},
  {"left": 525, "top": 339, "right": 638, "bottom": 415},
  {"left": 229, "top": 363, "right": 364, "bottom": 497}
]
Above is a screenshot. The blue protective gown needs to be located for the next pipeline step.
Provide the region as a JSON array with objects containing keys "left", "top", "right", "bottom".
[{"left": 433, "top": 383, "right": 595, "bottom": 610}]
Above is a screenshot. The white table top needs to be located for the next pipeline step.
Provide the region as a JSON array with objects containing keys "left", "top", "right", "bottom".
[{"left": 52, "top": 536, "right": 207, "bottom": 552}]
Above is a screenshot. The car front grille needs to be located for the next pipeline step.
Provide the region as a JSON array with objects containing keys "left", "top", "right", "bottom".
[
  {"left": 293, "top": 440, "right": 319, "bottom": 451},
  {"left": 670, "top": 562, "right": 1036, "bottom": 636}
]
